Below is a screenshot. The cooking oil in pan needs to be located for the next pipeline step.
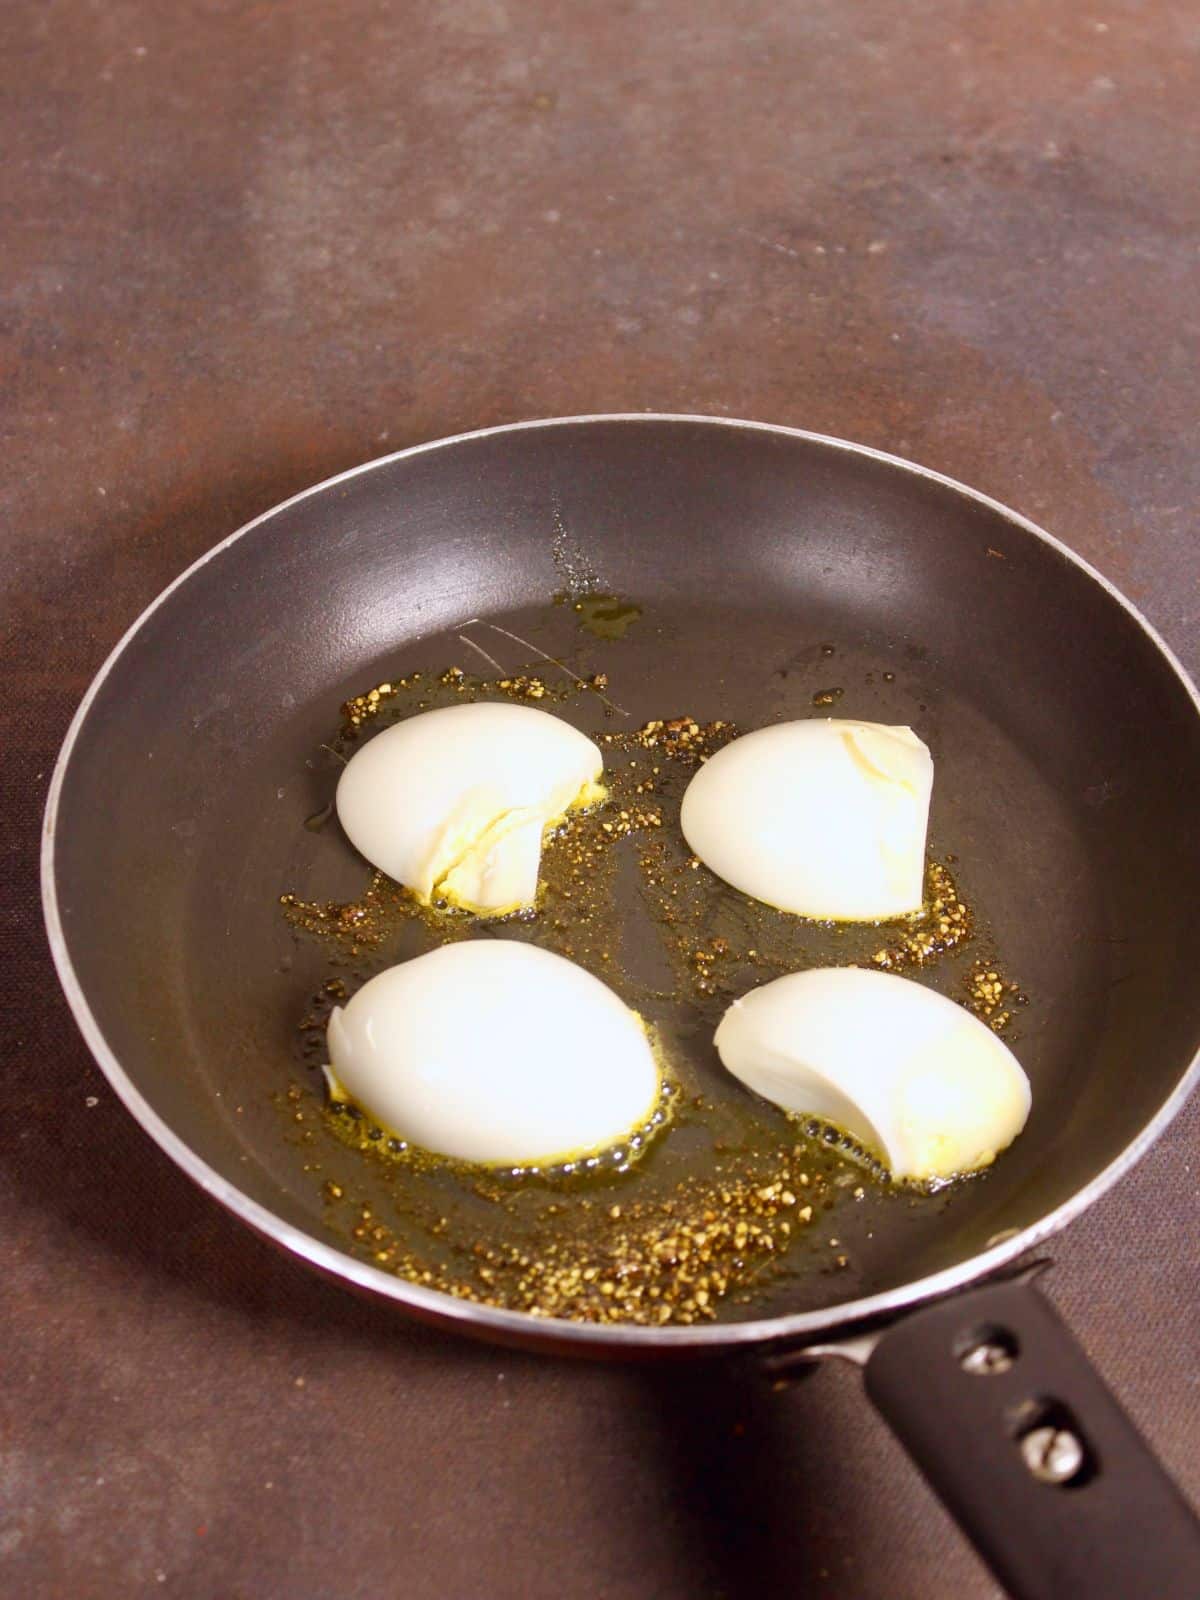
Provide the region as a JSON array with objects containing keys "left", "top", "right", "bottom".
[{"left": 277, "top": 651, "right": 1026, "bottom": 1325}]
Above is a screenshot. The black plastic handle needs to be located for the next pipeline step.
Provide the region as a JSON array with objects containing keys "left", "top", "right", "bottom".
[{"left": 862, "top": 1278, "right": 1200, "bottom": 1600}]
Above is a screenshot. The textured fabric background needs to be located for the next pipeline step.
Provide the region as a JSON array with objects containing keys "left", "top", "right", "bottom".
[{"left": 2, "top": 2, "right": 1197, "bottom": 1596}]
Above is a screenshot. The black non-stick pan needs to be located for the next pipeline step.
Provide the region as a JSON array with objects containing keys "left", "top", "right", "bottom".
[{"left": 43, "top": 416, "right": 1200, "bottom": 1598}]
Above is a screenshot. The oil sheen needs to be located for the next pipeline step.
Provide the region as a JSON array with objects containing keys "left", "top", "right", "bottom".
[{"left": 277, "top": 646, "right": 1027, "bottom": 1325}]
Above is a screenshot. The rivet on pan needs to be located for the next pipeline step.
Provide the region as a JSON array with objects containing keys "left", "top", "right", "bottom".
[{"left": 1020, "top": 1425, "right": 1086, "bottom": 1485}]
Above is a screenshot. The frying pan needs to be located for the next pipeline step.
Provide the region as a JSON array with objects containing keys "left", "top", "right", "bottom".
[{"left": 42, "top": 415, "right": 1200, "bottom": 1598}]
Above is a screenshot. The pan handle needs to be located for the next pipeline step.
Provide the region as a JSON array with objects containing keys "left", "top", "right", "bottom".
[{"left": 852, "top": 1276, "right": 1200, "bottom": 1600}]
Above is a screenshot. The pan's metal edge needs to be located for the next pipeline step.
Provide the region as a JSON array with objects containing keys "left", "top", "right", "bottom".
[{"left": 41, "top": 412, "right": 1200, "bottom": 1357}]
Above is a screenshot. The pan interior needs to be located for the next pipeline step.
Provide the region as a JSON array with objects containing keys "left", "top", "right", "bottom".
[{"left": 49, "top": 420, "right": 1200, "bottom": 1332}]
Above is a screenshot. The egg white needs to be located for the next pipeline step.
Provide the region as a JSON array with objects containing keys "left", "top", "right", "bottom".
[
  {"left": 326, "top": 940, "right": 663, "bottom": 1165},
  {"left": 715, "top": 966, "right": 1031, "bottom": 1180},
  {"left": 680, "top": 719, "right": 934, "bottom": 920},
  {"left": 336, "top": 702, "right": 605, "bottom": 915}
]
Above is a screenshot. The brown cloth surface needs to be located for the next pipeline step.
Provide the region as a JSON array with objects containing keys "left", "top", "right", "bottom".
[{"left": 3, "top": 3, "right": 1198, "bottom": 1596}]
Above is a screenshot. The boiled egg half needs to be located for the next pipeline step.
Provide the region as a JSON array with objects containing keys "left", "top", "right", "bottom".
[
  {"left": 326, "top": 940, "right": 663, "bottom": 1166},
  {"left": 336, "top": 702, "right": 604, "bottom": 914},
  {"left": 680, "top": 719, "right": 934, "bottom": 920},
  {"left": 715, "top": 967, "right": 1030, "bottom": 1180}
]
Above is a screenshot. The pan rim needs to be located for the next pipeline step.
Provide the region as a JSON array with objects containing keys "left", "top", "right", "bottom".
[{"left": 40, "top": 412, "right": 1200, "bottom": 1354}]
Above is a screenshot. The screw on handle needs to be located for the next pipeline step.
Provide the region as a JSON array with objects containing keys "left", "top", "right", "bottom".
[
  {"left": 957, "top": 1329, "right": 1090, "bottom": 1487},
  {"left": 862, "top": 1278, "right": 1200, "bottom": 1600},
  {"left": 958, "top": 1332, "right": 1016, "bottom": 1376},
  {"left": 1019, "top": 1424, "right": 1085, "bottom": 1485}
]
